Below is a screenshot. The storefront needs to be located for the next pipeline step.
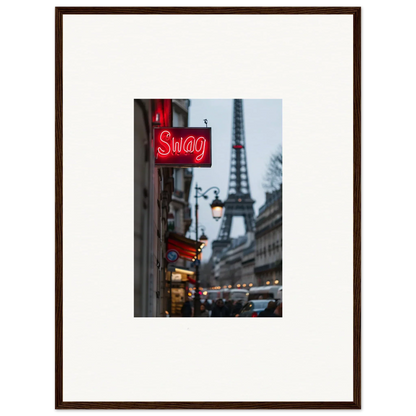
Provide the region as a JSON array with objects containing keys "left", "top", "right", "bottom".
[
  {"left": 165, "top": 232, "right": 204, "bottom": 316},
  {"left": 166, "top": 266, "right": 195, "bottom": 316}
]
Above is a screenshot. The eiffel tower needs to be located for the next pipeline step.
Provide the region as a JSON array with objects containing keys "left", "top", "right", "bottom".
[{"left": 211, "top": 99, "right": 255, "bottom": 257}]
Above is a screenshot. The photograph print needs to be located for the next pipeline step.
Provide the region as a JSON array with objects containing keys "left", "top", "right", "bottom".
[{"left": 134, "top": 99, "right": 282, "bottom": 318}]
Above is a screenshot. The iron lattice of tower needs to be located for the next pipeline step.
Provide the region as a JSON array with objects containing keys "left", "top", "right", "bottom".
[{"left": 212, "top": 99, "right": 255, "bottom": 256}]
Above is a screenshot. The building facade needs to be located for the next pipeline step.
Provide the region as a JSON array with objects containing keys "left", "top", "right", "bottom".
[
  {"left": 134, "top": 99, "right": 175, "bottom": 317},
  {"left": 213, "top": 232, "right": 255, "bottom": 288},
  {"left": 254, "top": 188, "right": 283, "bottom": 286},
  {"left": 169, "top": 99, "right": 193, "bottom": 244},
  {"left": 166, "top": 99, "right": 195, "bottom": 316},
  {"left": 134, "top": 99, "right": 196, "bottom": 317}
]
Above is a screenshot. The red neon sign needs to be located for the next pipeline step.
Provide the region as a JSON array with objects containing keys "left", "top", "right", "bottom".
[{"left": 154, "top": 127, "right": 212, "bottom": 167}]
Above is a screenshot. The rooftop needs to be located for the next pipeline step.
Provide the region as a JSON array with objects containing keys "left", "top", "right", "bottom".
[{"left": 258, "top": 188, "right": 282, "bottom": 215}]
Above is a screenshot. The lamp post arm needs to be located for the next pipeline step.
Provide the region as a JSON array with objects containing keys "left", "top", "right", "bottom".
[
  {"left": 188, "top": 225, "right": 206, "bottom": 234},
  {"left": 195, "top": 186, "right": 220, "bottom": 198}
]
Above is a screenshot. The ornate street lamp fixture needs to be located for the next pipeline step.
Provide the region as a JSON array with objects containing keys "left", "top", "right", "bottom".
[
  {"left": 199, "top": 231, "right": 208, "bottom": 246},
  {"left": 210, "top": 196, "right": 224, "bottom": 221}
]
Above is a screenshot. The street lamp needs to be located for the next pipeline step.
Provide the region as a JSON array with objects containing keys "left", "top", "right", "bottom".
[
  {"left": 199, "top": 228, "right": 208, "bottom": 246},
  {"left": 210, "top": 196, "right": 224, "bottom": 221},
  {"left": 188, "top": 225, "right": 209, "bottom": 247},
  {"left": 193, "top": 183, "right": 223, "bottom": 317}
]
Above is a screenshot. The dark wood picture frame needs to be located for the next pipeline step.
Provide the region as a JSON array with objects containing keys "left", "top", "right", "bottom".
[{"left": 56, "top": 7, "right": 361, "bottom": 409}]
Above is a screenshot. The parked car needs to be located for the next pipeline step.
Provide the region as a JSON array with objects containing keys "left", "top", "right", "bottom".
[{"left": 236, "top": 299, "right": 272, "bottom": 317}]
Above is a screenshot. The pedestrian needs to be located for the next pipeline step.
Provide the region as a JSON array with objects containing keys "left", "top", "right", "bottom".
[
  {"left": 210, "top": 299, "right": 230, "bottom": 317},
  {"left": 199, "top": 303, "right": 209, "bottom": 317},
  {"left": 203, "top": 299, "right": 212, "bottom": 311},
  {"left": 274, "top": 301, "right": 283, "bottom": 317},
  {"left": 231, "top": 300, "right": 243, "bottom": 317},
  {"left": 181, "top": 300, "right": 193, "bottom": 317},
  {"left": 259, "top": 301, "right": 278, "bottom": 317},
  {"left": 225, "top": 299, "right": 234, "bottom": 314}
]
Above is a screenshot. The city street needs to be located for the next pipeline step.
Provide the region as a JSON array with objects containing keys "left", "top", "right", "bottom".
[{"left": 134, "top": 99, "right": 282, "bottom": 317}]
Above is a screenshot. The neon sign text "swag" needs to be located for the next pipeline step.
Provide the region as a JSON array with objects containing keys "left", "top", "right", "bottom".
[
  {"left": 154, "top": 127, "right": 212, "bottom": 167},
  {"left": 157, "top": 130, "right": 206, "bottom": 161}
]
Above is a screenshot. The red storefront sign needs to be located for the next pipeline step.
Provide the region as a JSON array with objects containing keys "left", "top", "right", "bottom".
[
  {"left": 167, "top": 232, "right": 204, "bottom": 261},
  {"left": 154, "top": 127, "right": 212, "bottom": 167}
]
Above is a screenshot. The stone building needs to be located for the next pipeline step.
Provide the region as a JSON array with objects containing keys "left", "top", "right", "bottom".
[
  {"left": 213, "top": 232, "right": 255, "bottom": 288},
  {"left": 254, "top": 188, "right": 283, "bottom": 286},
  {"left": 169, "top": 100, "right": 193, "bottom": 243},
  {"left": 134, "top": 99, "right": 195, "bottom": 317},
  {"left": 134, "top": 99, "right": 175, "bottom": 317}
]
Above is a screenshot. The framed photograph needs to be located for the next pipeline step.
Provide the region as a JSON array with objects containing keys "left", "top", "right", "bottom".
[{"left": 56, "top": 7, "right": 360, "bottom": 409}]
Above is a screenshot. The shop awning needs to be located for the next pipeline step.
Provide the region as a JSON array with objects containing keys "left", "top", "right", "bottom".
[{"left": 167, "top": 232, "right": 204, "bottom": 261}]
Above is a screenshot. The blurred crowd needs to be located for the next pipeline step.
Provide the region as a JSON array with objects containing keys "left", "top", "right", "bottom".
[{"left": 180, "top": 298, "right": 282, "bottom": 318}]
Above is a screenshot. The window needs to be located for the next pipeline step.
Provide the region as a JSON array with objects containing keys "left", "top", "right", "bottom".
[
  {"left": 172, "top": 110, "right": 184, "bottom": 127},
  {"left": 173, "top": 169, "right": 183, "bottom": 192}
]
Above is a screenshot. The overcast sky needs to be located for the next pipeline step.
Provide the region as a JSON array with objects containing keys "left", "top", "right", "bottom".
[{"left": 187, "top": 99, "right": 282, "bottom": 260}]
